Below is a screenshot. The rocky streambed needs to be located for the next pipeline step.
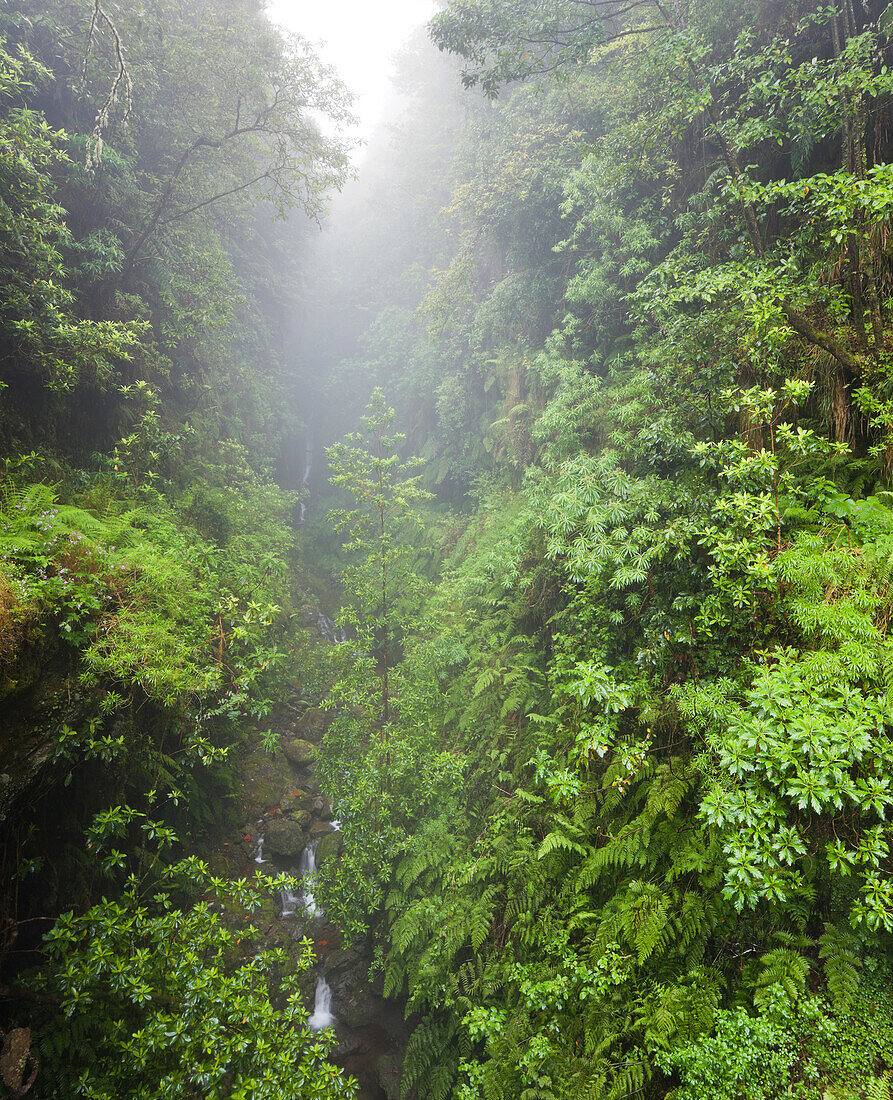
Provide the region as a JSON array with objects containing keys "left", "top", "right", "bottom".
[{"left": 229, "top": 705, "right": 409, "bottom": 1100}]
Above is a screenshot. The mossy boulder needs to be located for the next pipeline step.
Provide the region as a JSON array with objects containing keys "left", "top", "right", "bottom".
[
  {"left": 377, "top": 1054, "right": 402, "bottom": 1100},
  {"left": 279, "top": 788, "right": 314, "bottom": 814},
  {"left": 283, "top": 739, "right": 317, "bottom": 767},
  {"left": 315, "top": 829, "right": 344, "bottom": 866},
  {"left": 324, "top": 944, "right": 366, "bottom": 981},
  {"left": 294, "top": 707, "right": 329, "bottom": 744},
  {"left": 264, "top": 814, "right": 310, "bottom": 858}
]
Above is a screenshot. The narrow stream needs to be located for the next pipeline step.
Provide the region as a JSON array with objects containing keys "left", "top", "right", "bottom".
[{"left": 263, "top": 614, "right": 400, "bottom": 1096}]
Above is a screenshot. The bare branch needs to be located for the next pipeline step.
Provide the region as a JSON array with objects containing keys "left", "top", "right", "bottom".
[{"left": 82, "top": 0, "right": 133, "bottom": 170}]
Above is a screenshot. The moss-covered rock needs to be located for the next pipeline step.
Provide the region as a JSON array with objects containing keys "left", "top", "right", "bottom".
[
  {"left": 377, "top": 1053, "right": 403, "bottom": 1100},
  {"left": 294, "top": 707, "right": 329, "bottom": 744},
  {"left": 238, "top": 744, "right": 294, "bottom": 818},
  {"left": 283, "top": 738, "right": 317, "bottom": 767},
  {"left": 315, "top": 829, "right": 344, "bottom": 866},
  {"left": 264, "top": 814, "right": 310, "bottom": 857},
  {"left": 279, "top": 787, "right": 314, "bottom": 813}
]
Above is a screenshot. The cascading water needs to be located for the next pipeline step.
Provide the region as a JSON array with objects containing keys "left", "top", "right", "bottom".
[
  {"left": 279, "top": 886, "right": 300, "bottom": 917},
  {"left": 298, "top": 840, "right": 322, "bottom": 918},
  {"left": 301, "top": 435, "right": 313, "bottom": 488},
  {"left": 297, "top": 434, "right": 313, "bottom": 524},
  {"left": 279, "top": 840, "right": 322, "bottom": 918},
  {"left": 317, "top": 612, "right": 348, "bottom": 645},
  {"left": 254, "top": 832, "right": 267, "bottom": 864},
  {"left": 308, "top": 975, "right": 335, "bottom": 1031}
]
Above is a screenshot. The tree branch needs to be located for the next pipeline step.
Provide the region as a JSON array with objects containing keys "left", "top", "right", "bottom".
[{"left": 82, "top": 0, "right": 133, "bottom": 170}]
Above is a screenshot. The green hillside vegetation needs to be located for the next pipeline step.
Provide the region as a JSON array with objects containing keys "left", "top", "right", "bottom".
[
  {"left": 6, "top": 0, "right": 893, "bottom": 1098},
  {"left": 0, "top": 0, "right": 354, "bottom": 1094}
]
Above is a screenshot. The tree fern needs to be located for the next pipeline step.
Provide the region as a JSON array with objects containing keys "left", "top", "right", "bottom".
[
  {"left": 624, "top": 883, "right": 670, "bottom": 964},
  {"left": 401, "top": 1014, "right": 459, "bottom": 1100},
  {"left": 537, "top": 828, "right": 587, "bottom": 860},
  {"left": 606, "top": 1056, "right": 648, "bottom": 1100}
]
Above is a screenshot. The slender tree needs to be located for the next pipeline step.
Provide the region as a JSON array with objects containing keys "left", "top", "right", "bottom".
[{"left": 327, "top": 388, "right": 431, "bottom": 727}]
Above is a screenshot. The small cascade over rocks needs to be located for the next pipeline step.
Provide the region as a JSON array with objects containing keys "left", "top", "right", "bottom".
[
  {"left": 279, "top": 886, "right": 300, "bottom": 918},
  {"left": 226, "top": 610, "right": 406, "bottom": 1098}
]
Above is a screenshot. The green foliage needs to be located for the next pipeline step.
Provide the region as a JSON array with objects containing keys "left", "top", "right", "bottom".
[
  {"left": 660, "top": 991, "right": 893, "bottom": 1100},
  {"left": 32, "top": 851, "right": 353, "bottom": 1099},
  {"left": 0, "top": 463, "right": 294, "bottom": 713},
  {"left": 0, "top": 38, "right": 145, "bottom": 389},
  {"left": 326, "top": 388, "right": 433, "bottom": 725},
  {"left": 301, "top": 3, "right": 893, "bottom": 1097},
  {"left": 13, "top": 0, "right": 893, "bottom": 1096}
]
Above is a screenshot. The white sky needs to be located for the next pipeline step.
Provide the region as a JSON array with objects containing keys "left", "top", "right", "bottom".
[{"left": 265, "top": 0, "right": 438, "bottom": 149}]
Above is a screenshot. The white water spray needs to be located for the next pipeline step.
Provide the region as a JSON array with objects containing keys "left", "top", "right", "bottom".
[
  {"left": 279, "top": 886, "right": 300, "bottom": 917},
  {"left": 296, "top": 435, "right": 313, "bottom": 525},
  {"left": 308, "top": 975, "right": 335, "bottom": 1030},
  {"left": 317, "top": 612, "right": 348, "bottom": 645}
]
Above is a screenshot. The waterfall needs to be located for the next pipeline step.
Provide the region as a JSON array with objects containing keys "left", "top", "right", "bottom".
[
  {"left": 298, "top": 840, "right": 322, "bottom": 918},
  {"left": 301, "top": 435, "right": 313, "bottom": 487},
  {"left": 279, "top": 886, "right": 300, "bottom": 917},
  {"left": 254, "top": 834, "right": 267, "bottom": 864},
  {"left": 317, "top": 612, "right": 336, "bottom": 642},
  {"left": 317, "top": 612, "right": 348, "bottom": 645},
  {"left": 308, "top": 975, "right": 335, "bottom": 1031},
  {"left": 296, "top": 434, "right": 313, "bottom": 525}
]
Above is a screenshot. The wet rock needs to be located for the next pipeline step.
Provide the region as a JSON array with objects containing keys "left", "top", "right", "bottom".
[
  {"left": 1, "top": 1028, "right": 37, "bottom": 1098},
  {"left": 295, "top": 707, "right": 329, "bottom": 744},
  {"left": 324, "top": 944, "right": 366, "bottom": 981},
  {"left": 238, "top": 744, "right": 294, "bottom": 818},
  {"left": 279, "top": 788, "right": 314, "bottom": 814},
  {"left": 316, "top": 829, "right": 344, "bottom": 866},
  {"left": 264, "top": 814, "right": 310, "bottom": 857},
  {"left": 377, "top": 1053, "right": 402, "bottom": 1100},
  {"left": 283, "top": 738, "right": 317, "bottom": 767},
  {"left": 313, "top": 795, "right": 332, "bottom": 818},
  {"left": 333, "top": 1031, "right": 366, "bottom": 1058},
  {"left": 309, "top": 820, "right": 335, "bottom": 838},
  {"left": 340, "top": 993, "right": 379, "bottom": 1030}
]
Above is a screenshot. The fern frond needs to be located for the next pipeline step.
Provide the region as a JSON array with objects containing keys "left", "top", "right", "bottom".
[{"left": 818, "top": 922, "right": 861, "bottom": 1010}]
